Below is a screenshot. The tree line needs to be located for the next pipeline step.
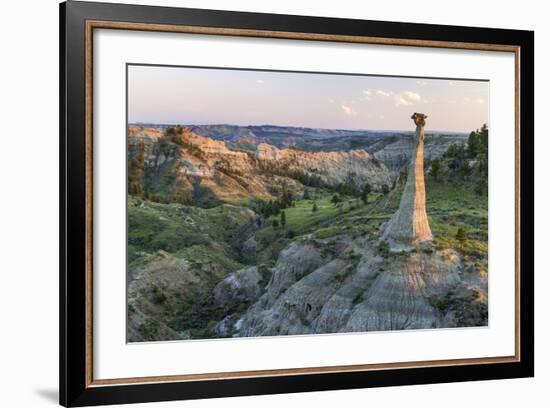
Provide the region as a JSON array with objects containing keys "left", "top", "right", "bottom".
[{"left": 429, "top": 124, "right": 488, "bottom": 195}]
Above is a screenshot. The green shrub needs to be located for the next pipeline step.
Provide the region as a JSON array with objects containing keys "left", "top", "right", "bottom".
[
  {"left": 347, "top": 250, "right": 361, "bottom": 260},
  {"left": 361, "top": 183, "right": 371, "bottom": 204},
  {"left": 378, "top": 241, "right": 390, "bottom": 257},
  {"left": 475, "top": 180, "right": 487, "bottom": 196},
  {"left": 456, "top": 227, "right": 468, "bottom": 243},
  {"left": 138, "top": 319, "right": 158, "bottom": 340},
  {"left": 151, "top": 285, "right": 167, "bottom": 304},
  {"left": 315, "top": 227, "right": 339, "bottom": 239},
  {"left": 429, "top": 159, "right": 442, "bottom": 181}
]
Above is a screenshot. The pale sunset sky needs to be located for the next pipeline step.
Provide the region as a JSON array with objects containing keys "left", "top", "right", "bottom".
[{"left": 128, "top": 64, "right": 489, "bottom": 133}]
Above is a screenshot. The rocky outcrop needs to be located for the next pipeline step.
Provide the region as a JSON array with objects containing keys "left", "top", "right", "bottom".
[
  {"left": 235, "top": 237, "right": 484, "bottom": 337},
  {"left": 343, "top": 249, "right": 460, "bottom": 331},
  {"left": 256, "top": 143, "right": 391, "bottom": 188},
  {"left": 261, "top": 242, "right": 326, "bottom": 307},
  {"left": 210, "top": 266, "right": 263, "bottom": 311},
  {"left": 208, "top": 266, "right": 266, "bottom": 337}
]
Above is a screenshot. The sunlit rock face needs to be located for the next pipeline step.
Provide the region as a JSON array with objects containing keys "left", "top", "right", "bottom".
[
  {"left": 380, "top": 113, "right": 433, "bottom": 248},
  {"left": 127, "top": 126, "right": 393, "bottom": 205}
]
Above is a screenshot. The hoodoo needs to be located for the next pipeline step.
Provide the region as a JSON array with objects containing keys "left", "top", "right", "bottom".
[{"left": 380, "top": 112, "right": 433, "bottom": 248}]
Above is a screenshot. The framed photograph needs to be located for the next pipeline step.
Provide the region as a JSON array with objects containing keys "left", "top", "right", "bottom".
[{"left": 60, "top": 1, "right": 534, "bottom": 406}]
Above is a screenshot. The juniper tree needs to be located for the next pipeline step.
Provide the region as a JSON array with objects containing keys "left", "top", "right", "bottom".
[{"left": 361, "top": 183, "right": 372, "bottom": 204}]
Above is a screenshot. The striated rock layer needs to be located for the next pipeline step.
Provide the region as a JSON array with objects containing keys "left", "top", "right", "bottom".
[{"left": 236, "top": 239, "right": 486, "bottom": 337}]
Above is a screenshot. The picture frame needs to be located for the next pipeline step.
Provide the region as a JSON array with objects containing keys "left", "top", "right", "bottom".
[{"left": 60, "top": 1, "right": 534, "bottom": 406}]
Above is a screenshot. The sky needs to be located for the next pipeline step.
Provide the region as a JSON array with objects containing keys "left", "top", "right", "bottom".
[{"left": 128, "top": 64, "right": 489, "bottom": 133}]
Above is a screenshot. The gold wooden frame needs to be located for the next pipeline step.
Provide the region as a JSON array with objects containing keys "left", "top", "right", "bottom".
[{"left": 84, "top": 20, "right": 521, "bottom": 388}]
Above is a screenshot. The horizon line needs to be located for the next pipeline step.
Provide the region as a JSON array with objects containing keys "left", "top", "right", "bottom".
[{"left": 128, "top": 121, "right": 474, "bottom": 135}]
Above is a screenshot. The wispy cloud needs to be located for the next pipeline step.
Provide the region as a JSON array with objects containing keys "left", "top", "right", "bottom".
[
  {"left": 403, "top": 91, "right": 421, "bottom": 102},
  {"left": 360, "top": 89, "right": 373, "bottom": 101},
  {"left": 341, "top": 104, "right": 358, "bottom": 117},
  {"left": 366, "top": 89, "right": 422, "bottom": 107},
  {"left": 394, "top": 95, "right": 413, "bottom": 106}
]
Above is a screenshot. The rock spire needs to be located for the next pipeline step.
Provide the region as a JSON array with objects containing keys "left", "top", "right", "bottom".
[{"left": 380, "top": 112, "right": 433, "bottom": 248}]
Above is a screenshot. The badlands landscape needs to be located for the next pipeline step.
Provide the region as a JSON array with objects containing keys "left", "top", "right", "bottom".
[{"left": 126, "top": 123, "right": 488, "bottom": 342}]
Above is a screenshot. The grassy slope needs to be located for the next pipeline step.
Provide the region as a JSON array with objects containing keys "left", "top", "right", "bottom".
[
  {"left": 427, "top": 179, "right": 488, "bottom": 259},
  {"left": 255, "top": 176, "right": 487, "bottom": 260},
  {"left": 256, "top": 194, "right": 380, "bottom": 241},
  {"left": 128, "top": 197, "right": 251, "bottom": 276}
]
